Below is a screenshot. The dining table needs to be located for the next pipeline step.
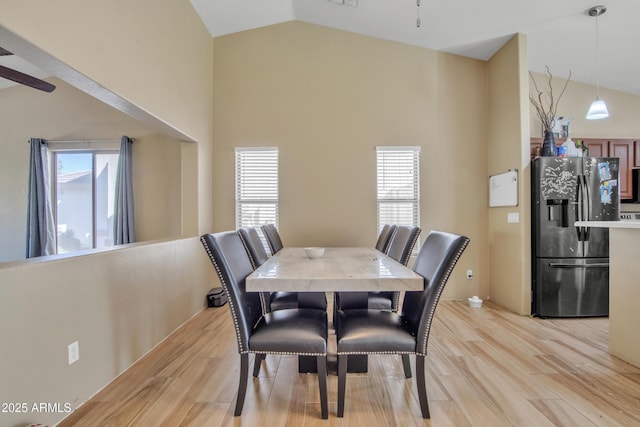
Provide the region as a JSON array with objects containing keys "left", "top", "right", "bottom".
[{"left": 246, "top": 246, "right": 424, "bottom": 373}]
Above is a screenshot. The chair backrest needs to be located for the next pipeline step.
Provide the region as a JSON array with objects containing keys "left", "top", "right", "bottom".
[
  {"left": 201, "top": 232, "right": 263, "bottom": 354},
  {"left": 238, "top": 227, "right": 269, "bottom": 269},
  {"left": 375, "top": 224, "right": 397, "bottom": 253},
  {"left": 261, "top": 224, "right": 284, "bottom": 255},
  {"left": 402, "top": 231, "right": 470, "bottom": 356},
  {"left": 386, "top": 225, "right": 421, "bottom": 266}
]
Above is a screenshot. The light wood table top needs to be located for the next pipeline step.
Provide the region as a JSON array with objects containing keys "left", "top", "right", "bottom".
[{"left": 246, "top": 247, "right": 423, "bottom": 292}]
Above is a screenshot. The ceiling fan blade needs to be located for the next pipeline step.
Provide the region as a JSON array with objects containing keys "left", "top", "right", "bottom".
[{"left": 0, "top": 64, "right": 56, "bottom": 92}]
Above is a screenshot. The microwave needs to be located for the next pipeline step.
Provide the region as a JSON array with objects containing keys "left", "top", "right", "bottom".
[{"left": 633, "top": 168, "right": 640, "bottom": 203}]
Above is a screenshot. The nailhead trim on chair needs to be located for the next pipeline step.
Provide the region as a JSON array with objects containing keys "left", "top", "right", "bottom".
[
  {"left": 258, "top": 293, "right": 268, "bottom": 315},
  {"left": 246, "top": 349, "right": 326, "bottom": 356},
  {"left": 201, "top": 235, "right": 247, "bottom": 354},
  {"left": 400, "top": 228, "right": 421, "bottom": 266},
  {"left": 417, "top": 236, "right": 469, "bottom": 356},
  {"left": 237, "top": 231, "right": 269, "bottom": 314},
  {"left": 238, "top": 232, "right": 258, "bottom": 270},
  {"left": 202, "top": 235, "right": 327, "bottom": 358},
  {"left": 337, "top": 235, "right": 470, "bottom": 358},
  {"left": 393, "top": 227, "right": 420, "bottom": 312},
  {"left": 337, "top": 350, "right": 414, "bottom": 355}
]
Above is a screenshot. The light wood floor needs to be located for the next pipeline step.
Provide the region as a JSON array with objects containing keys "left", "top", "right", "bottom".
[{"left": 59, "top": 300, "right": 640, "bottom": 426}]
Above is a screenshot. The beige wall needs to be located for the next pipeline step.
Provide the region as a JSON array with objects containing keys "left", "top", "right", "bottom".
[
  {"left": 486, "top": 34, "right": 532, "bottom": 315},
  {"left": 0, "top": 0, "right": 212, "bottom": 145},
  {"left": 0, "top": 0, "right": 215, "bottom": 234},
  {"left": 0, "top": 78, "right": 185, "bottom": 262},
  {"left": 529, "top": 72, "right": 640, "bottom": 138},
  {"left": 212, "top": 21, "right": 489, "bottom": 300},
  {"left": 0, "top": 239, "right": 212, "bottom": 427},
  {"left": 133, "top": 133, "right": 184, "bottom": 242},
  {"left": 0, "top": 2, "right": 215, "bottom": 426},
  {"left": 9, "top": 5, "right": 636, "bottom": 425}
]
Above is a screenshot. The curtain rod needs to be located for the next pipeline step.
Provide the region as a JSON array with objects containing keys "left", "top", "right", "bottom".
[{"left": 28, "top": 138, "right": 135, "bottom": 144}]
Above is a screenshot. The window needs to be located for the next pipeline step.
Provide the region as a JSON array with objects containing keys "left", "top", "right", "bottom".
[
  {"left": 235, "top": 147, "right": 279, "bottom": 230},
  {"left": 52, "top": 150, "right": 119, "bottom": 253},
  {"left": 376, "top": 146, "right": 420, "bottom": 233}
]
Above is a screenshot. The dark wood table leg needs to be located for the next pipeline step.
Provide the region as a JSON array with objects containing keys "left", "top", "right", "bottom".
[
  {"left": 346, "top": 355, "right": 368, "bottom": 372},
  {"left": 299, "top": 356, "right": 318, "bottom": 373}
]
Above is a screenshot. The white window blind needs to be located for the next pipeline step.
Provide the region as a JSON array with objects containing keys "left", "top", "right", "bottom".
[
  {"left": 376, "top": 146, "right": 420, "bottom": 232},
  {"left": 235, "top": 147, "right": 279, "bottom": 230}
]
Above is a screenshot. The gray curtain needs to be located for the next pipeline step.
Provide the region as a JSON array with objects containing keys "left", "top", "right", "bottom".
[
  {"left": 25, "top": 138, "right": 56, "bottom": 258},
  {"left": 114, "top": 136, "right": 135, "bottom": 245}
]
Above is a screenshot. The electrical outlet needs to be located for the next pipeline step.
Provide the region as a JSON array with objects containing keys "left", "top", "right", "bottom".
[
  {"left": 466, "top": 270, "right": 473, "bottom": 279},
  {"left": 68, "top": 341, "right": 79, "bottom": 365}
]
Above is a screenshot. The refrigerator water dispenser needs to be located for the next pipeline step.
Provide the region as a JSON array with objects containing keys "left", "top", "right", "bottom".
[{"left": 547, "top": 199, "right": 569, "bottom": 227}]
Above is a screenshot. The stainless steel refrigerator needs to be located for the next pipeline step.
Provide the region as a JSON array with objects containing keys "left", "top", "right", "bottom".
[{"left": 532, "top": 157, "right": 619, "bottom": 317}]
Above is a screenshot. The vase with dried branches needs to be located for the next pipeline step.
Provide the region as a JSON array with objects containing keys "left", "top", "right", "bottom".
[{"left": 529, "top": 66, "right": 571, "bottom": 156}]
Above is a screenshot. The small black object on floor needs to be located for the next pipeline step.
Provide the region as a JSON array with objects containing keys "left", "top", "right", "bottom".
[{"left": 207, "top": 287, "right": 227, "bottom": 307}]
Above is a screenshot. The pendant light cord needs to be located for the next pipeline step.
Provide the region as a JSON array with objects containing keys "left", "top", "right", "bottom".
[
  {"left": 595, "top": 12, "right": 601, "bottom": 99},
  {"left": 586, "top": 5, "right": 609, "bottom": 119}
]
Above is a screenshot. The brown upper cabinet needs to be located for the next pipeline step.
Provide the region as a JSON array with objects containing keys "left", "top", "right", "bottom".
[
  {"left": 607, "top": 140, "right": 633, "bottom": 199},
  {"left": 579, "top": 139, "right": 609, "bottom": 158},
  {"left": 530, "top": 138, "right": 636, "bottom": 200}
]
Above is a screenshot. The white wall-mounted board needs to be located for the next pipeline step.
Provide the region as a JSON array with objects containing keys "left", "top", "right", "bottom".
[{"left": 489, "top": 170, "right": 518, "bottom": 207}]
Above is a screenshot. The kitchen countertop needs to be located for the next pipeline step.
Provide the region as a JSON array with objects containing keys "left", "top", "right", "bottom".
[{"left": 575, "top": 221, "right": 640, "bottom": 229}]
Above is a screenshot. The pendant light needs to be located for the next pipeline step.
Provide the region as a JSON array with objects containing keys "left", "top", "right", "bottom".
[{"left": 586, "top": 5, "right": 609, "bottom": 120}]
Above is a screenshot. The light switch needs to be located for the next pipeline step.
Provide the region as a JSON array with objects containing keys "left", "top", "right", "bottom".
[{"left": 507, "top": 212, "right": 519, "bottom": 223}]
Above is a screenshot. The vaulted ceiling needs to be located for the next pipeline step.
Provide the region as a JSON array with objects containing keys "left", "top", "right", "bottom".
[
  {"left": 191, "top": 0, "right": 640, "bottom": 95},
  {"left": 2, "top": 1, "right": 638, "bottom": 97}
]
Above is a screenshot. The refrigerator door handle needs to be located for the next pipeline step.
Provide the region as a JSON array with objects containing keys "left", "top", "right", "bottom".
[
  {"left": 582, "top": 175, "right": 592, "bottom": 241},
  {"left": 582, "top": 175, "right": 591, "bottom": 220},
  {"left": 575, "top": 176, "right": 585, "bottom": 241},
  {"left": 548, "top": 262, "right": 609, "bottom": 268}
]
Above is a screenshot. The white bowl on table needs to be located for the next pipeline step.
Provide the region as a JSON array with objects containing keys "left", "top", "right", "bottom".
[{"left": 304, "top": 247, "right": 325, "bottom": 259}]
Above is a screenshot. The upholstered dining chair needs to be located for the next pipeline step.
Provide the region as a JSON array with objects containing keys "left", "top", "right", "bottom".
[
  {"left": 335, "top": 230, "right": 470, "bottom": 418},
  {"left": 260, "top": 223, "right": 284, "bottom": 255},
  {"left": 386, "top": 225, "right": 422, "bottom": 267},
  {"left": 238, "top": 227, "right": 270, "bottom": 268},
  {"left": 201, "top": 231, "right": 329, "bottom": 419},
  {"left": 372, "top": 225, "right": 422, "bottom": 311},
  {"left": 238, "top": 227, "right": 272, "bottom": 314},
  {"left": 331, "top": 224, "right": 396, "bottom": 325},
  {"left": 238, "top": 226, "right": 327, "bottom": 376},
  {"left": 336, "top": 225, "right": 421, "bottom": 313},
  {"left": 253, "top": 225, "right": 327, "bottom": 313},
  {"left": 374, "top": 224, "right": 397, "bottom": 253}
]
